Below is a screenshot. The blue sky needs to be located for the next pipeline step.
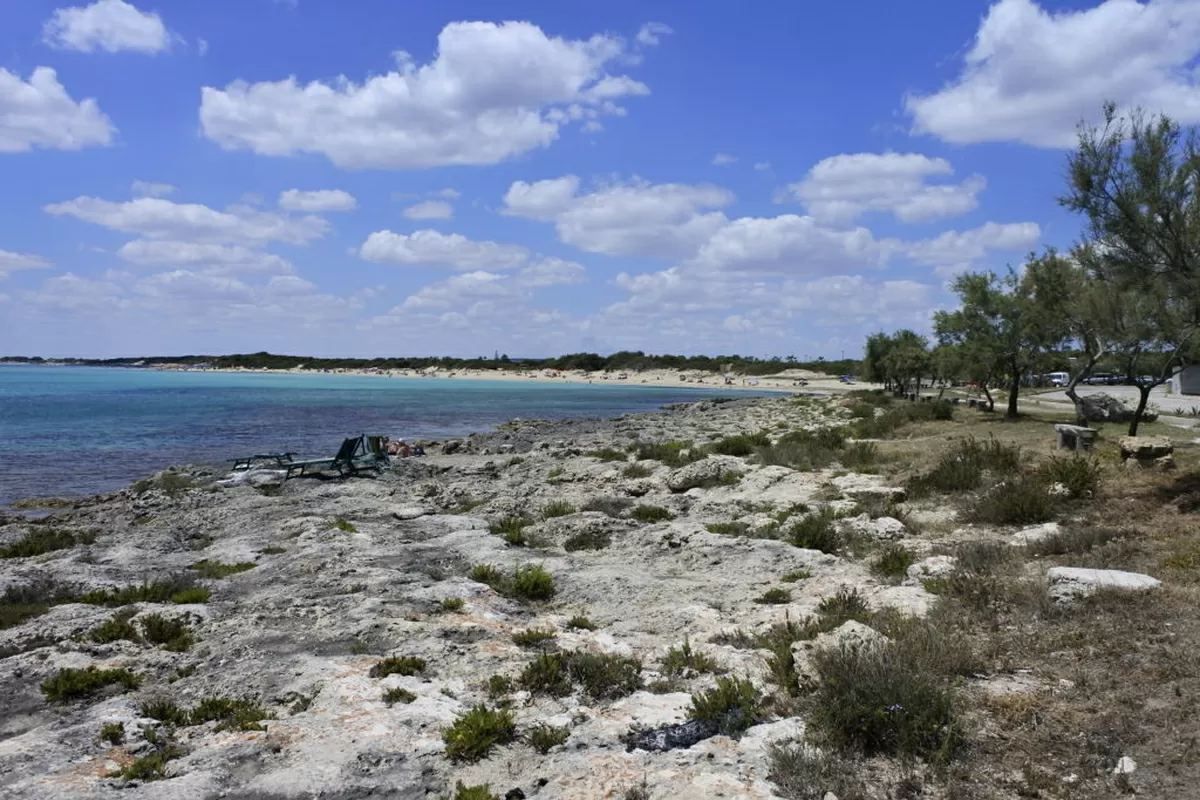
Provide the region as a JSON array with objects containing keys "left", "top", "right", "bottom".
[{"left": 2, "top": 0, "right": 1197, "bottom": 359}]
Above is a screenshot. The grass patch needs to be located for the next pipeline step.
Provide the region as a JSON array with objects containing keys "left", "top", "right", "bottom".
[
  {"left": 708, "top": 431, "right": 771, "bottom": 457},
  {"left": 511, "top": 564, "right": 556, "bottom": 600},
  {"left": 632, "top": 440, "right": 699, "bottom": 467},
  {"left": 79, "top": 575, "right": 208, "bottom": 606},
  {"left": 260, "top": 546, "right": 287, "bottom": 555},
  {"left": 114, "top": 745, "right": 184, "bottom": 782},
  {"left": 755, "top": 587, "right": 793, "bottom": 605},
  {"left": 89, "top": 609, "right": 140, "bottom": 644},
  {"left": 871, "top": 544, "right": 916, "bottom": 583},
  {"left": 99, "top": 721, "right": 125, "bottom": 745},
  {"left": 817, "top": 587, "right": 872, "bottom": 626},
  {"left": 469, "top": 564, "right": 505, "bottom": 588},
  {"left": 511, "top": 627, "right": 557, "bottom": 647},
  {"left": 442, "top": 704, "right": 517, "bottom": 763},
  {"left": 581, "top": 496, "right": 633, "bottom": 518},
  {"left": 383, "top": 687, "right": 417, "bottom": 705},
  {"left": 41, "top": 666, "right": 140, "bottom": 702},
  {"left": 706, "top": 520, "right": 750, "bottom": 536},
  {"left": 370, "top": 656, "right": 426, "bottom": 678},
  {"left": 563, "top": 529, "right": 612, "bottom": 551},
  {"left": 1026, "top": 527, "right": 1127, "bottom": 557},
  {"left": 490, "top": 516, "right": 532, "bottom": 546},
  {"left": 621, "top": 463, "right": 653, "bottom": 479},
  {"left": 0, "top": 528, "right": 93, "bottom": 559},
  {"left": 768, "top": 743, "right": 866, "bottom": 800},
  {"left": 781, "top": 570, "right": 811, "bottom": 583},
  {"left": 450, "top": 783, "right": 500, "bottom": 800},
  {"left": 190, "top": 559, "right": 256, "bottom": 579},
  {"left": 0, "top": 580, "right": 73, "bottom": 629},
  {"left": 566, "top": 614, "right": 597, "bottom": 631},
  {"left": 139, "top": 613, "right": 194, "bottom": 652},
  {"left": 631, "top": 505, "right": 674, "bottom": 523},
  {"left": 330, "top": 517, "right": 357, "bottom": 532},
  {"left": 188, "top": 696, "right": 272, "bottom": 731},
  {"left": 139, "top": 698, "right": 189, "bottom": 725},
  {"left": 587, "top": 447, "right": 628, "bottom": 462},
  {"left": 527, "top": 724, "right": 570, "bottom": 754},
  {"left": 1040, "top": 455, "right": 1103, "bottom": 499},
  {"left": 968, "top": 473, "right": 1055, "bottom": 525},
  {"left": 441, "top": 597, "right": 465, "bottom": 612},
  {"left": 661, "top": 637, "right": 720, "bottom": 677},
  {"left": 689, "top": 675, "right": 764, "bottom": 736},
  {"left": 786, "top": 509, "right": 843, "bottom": 554},
  {"left": 520, "top": 650, "right": 643, "bottom": 700},
  {"left": 909, "top": 436, "right": 1024, "bottom": 498},
  {"left": 540, "top": 500, "right": 577, "bottom": 519}
]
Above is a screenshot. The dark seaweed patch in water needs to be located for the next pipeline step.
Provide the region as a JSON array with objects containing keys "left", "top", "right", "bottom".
[{"left": 623, "top": 719, "right": 718, "bottom": 752}]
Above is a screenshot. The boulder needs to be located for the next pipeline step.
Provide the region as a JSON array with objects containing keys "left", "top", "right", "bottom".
[
  {"left": 665, "top": 455, "right": 744, "bottom": 492},
  {"left": 391, "top": 507, "right": 431, "bottom": 521},
  {"left": 907, "top": 555, "right": 956, "bottom": 581},
  {"left": 1047, "top": 567, "right": 1162, "bottom": 601},
  {"left": 1077, "top": 393, "right": 1157, "bottom": 424},
  {"left": 1010, "top": 522, "right": 1061, "bottom": 546},
  {"left": 1119, "top": 435, "right": 1173, "bottom": 460},
  {"left": 844, "top": 514, "right": 906, "bottom": 540}
]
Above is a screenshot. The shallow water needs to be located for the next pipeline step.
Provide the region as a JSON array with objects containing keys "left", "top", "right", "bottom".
[{"left": 0, "top": 366, "right": 758, "bottom": 506}]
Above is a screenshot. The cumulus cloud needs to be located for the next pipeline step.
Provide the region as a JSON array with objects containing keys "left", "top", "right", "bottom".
[
  {"left": 906, "top": 221, "right": 1042, "bottom": 277},
  {"left": 403, "top": 200, "right": 454, "bottom": 220},
  {"left": 278, "top": 189, "right": 357, "bottom": 212},
  {"left": 44, "top": 196, "right": 330, "bottom": 246},
  {"left": 516, "top": 257, "right": 587, "bottom": 287},
  {"left": 43, "top": 0, "right": 170, "bottom": 54},
  {"left": 0, "top": 250, "right": 52, "bottom": 279},
  {"left": 711, "top": 153, "right": 738, "bottom": 166},
  {"left": 359, "top": 229, "right": 530, "bottom": 271},
  {"left": 692, "top": 215, "right": 895, "bottom": 276},
  {"left": 780, "top": 152, "right": 986, "bottom": 224},
  {"left": 906, "top": 0, "right": 1200, "bottom": 147},
  {"left": 503, "top": 175, "right": 734, "bottom": 259},
  {"left": 117, "top": 240, "right": 295, "bottom": 276},
  {"left": 0, "top": 67, "right": 115, "bottom": 153},
  {"left": 131, "top": 180, "right": 175, "bottom": 198},
  {"left": 636, "top": 22, "right": 673, "bottom": 46},
  {"left": 199, "top": 21, "right": 652, "bottom": 169}
]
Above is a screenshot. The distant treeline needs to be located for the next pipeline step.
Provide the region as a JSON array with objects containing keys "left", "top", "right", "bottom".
[{"left": 2, "top": 351, "right": 861, "bottom": 377}]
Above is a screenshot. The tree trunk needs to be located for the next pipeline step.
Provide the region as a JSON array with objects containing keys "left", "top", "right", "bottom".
[
  {"left": 1006, "top": 358, "right": 1021, "bottom": 418},
  {"left": 1128, "top": 384, "right": 1153, "bottom": 436},
  {"left": 982, "top": 383, "right": 995, "bottom": 412}
]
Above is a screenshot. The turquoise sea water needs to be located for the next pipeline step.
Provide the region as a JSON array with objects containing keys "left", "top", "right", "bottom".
[{"left": 0, "top": 366, "right": 763, "bottom": 506}]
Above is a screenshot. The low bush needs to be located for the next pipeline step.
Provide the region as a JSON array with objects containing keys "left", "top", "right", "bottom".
[
  {"left": 581, "top": 496, "right": 633, "bottom": 518},
  {"left": 139, "top": 698, "right": 189, "bottom": 725},
  {"left": 41, "top": 666, "right": 141, "bottom": 702},
  {"left": 631, "top": 505, "right": 674, "bottom": 523},
  {"left": 781, "top": 570, "right": 811, "bottom": 583},
  {"left": 706, "top": 520, "right": 750, "bottom": 536},
  {"left": 383, "top": 687, "right": 417, "bottom": 705},
  {"left": 99, "top": 722, "right": 125, "bottom": 745},
  {"left": 0, "top": 528, "right": 91, "bottom": 559},
  {"left": 469, "top": 564, "right": 504, "bottom": 588},
  {"left": 871, "top": 544, "right": 916, "bottom": 583},
  {"left": 587, "top": 447, "right": 628, "bottom": 462},
  {"left": 490, "top": 516, "right": 531, "bottom": 546},
  {"left": 442, "top": 704, "right": 517, "bottom": 762},
  {"left": 485, "top": 675, "right": 514, "bottom": 700},
  {"left": 510, "top": 564, "right": 556, "bottom": 600},
  {"left": 370, "top": 656, "right": 426, "bottom": 678},
  {"left": 969, "top": 473, "right": 1054, "bottom": 525},
  {"left": 839, "top": 441, "right": 880, "bottom": 471},
  {"left": 708, "top": 431, "right": 771, "bottom": 457},
  {"left": 188, "top": 696, "right": 271, "bottom": 731},
  {"left": 520, "top": 650, "right": 643, "bottom": 700},
  {"left": 450, "top": 782, "right": 500, "bottom": 800},
  {"left": 786, "top": 509, "right": 843, "bottom": 554},
  {"left": 511, "top": 627, "right": 557, "bottom": 647},
  {"left": 1040, "top": 455, "right": 1102, "bottom": 499},
  {"left": 632, "top": 440, "right": 698, "bottom": 467},
  {"left": 90, "top": 609, "right": 140, "bottom": 644},
  {"left": 540, "top": 500, "right": 577, "bottom": 519},
  {"left": 688, "top": 676, "right": 764, "bottom": 736},
  {"left": 190, "top": 559, "right": 257, "bottom": 579},
  {"left": 755, "top": 588, "right": 792, "bottom": 605},
  {"left": 563, "top": 530, "right": 612, "bottom": 551},
  {"left": 768, "top": 743, "right": 866, "bottom": 800},
  {"left": 330, "top": 518, "right": 356, "bottom": 532},
  {"left": 519, "top": 652, "right": 573, "bottom": 697},
  {"left": 566, "top": 614, "right": 597, "bottom": 631},
  {"left": 140, "top": 614, "right": 194, "bottom": 652},
  {"left": 661, "top": 637, "right": 720, "bottom": 677},
  {"left": 1, "top": 580, "right": 74, "bottom": 630},
  {"left": 621, "top": 463, "right": 653, "bottom": 479},
  {"left": 441, "top": 597, "right": 465, "bottom": 612},
  {"left": 527, "top": 724, "right": 570, "bottom": 754},
  {"left": 817, "top": 587, "right": 872, "bottom": 626},
  {"left": 79, "top": 575, "right": 208, "bottom": 607},
  {"left": 114, "top": 745, "right": 184, "bottom": 781}
]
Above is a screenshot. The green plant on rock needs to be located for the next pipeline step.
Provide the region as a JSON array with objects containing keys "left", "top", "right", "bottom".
[
  {"left": 519, "top": 652, "right": 573, "bottom": 698},
  {"left": 139, "top": 613, "right": 194, "bottom": 652},
  {"left": 688, "top": 676, "right": 764, "bottom": 736},
  {"left": 41, "top": 666, "right": 141, "bottom": 702},
  {"left": 442, "top": 705, "right": 517, "bottom": 763},
  {"left": 817, "top": 587, "right": 872, "bottom": 626},
  {"left": 787, "top": 509, "right": 843, "bottom": 554},
  {"left": 189, "top": 696, "right": 272, "bottom": 731},
  {"left": 99, "top": 721, "right": 125, "bottom": 745},
  {"left": 370, "top": 656, "right": 427, "bottom": 678},
  {"left": 754, "top": 587, "right": 792, "bottom": 605},
  {"left": 485, "top": 674, "right": 514, "bottom": 700},
  {"left": 632, "top": 440, "right": 697, "bottom": 467},
  {"left": 581, "top": 496, "right": 633, "bottom": 518},
  {"left": 114, "top": 745, "right": 184, "bottom": 781},
  {"left": 781, "top": 570, "right": 811, "bottom": 583},
  {"left": 566, "top": 614, "right": 598, "bottom": 631},
  {"left": 587, "top": 447, "right": 628, "bottom": 462},
  {"left": 190, "top": 559, "right": 257, "bottom": 579},
  {"left": 706, "top": 520, "right": 750, "bottom": 536},
  {"left": 0, "top": 528, "right": 91, "bottom": 559},
  {"left": 631, "top": 505, "right": 674, "bottom": 523},
  {"left": 871, "top": 544, "right": 916, "bottom": 583},
  {"left": 449, "top": 782, "right": 501, "bottom": 800},
  {"left": 469, "top": 564, "right": 505, "bottom": 588},
  {"left": 510, "top": 564, "right": 556, "bottom": 600},
  {"left": 511, "top": 627, "right": 558, "bottom": 647},
  {"left": 567, "top": 651, "right": 643, "bottom": 700},
  {"left": 383, "top": 687, "right": 417, "bottom": 705},
  {"left": 563, "top": 529, "right": 612, "bottom": 551},
  {"left": 441, "top": 597, "right": 465, "bottom": 612},
  {"left": 330, "top": 518, "right": 357, "bottom": 532},
  {"left": 490, "top": 516, "right": 531, "bottom": 546},
  {"left": 139, "top": 698, "right": 189, "bottom": 726},
  {"left": 90, "top": 608, "right": 140, "bottom": 644},
  {"left": 661, "top": 637, "right": 720, "bottom": 677},
  {"left": 540, "top": 500, "right": 577, "bottom": 519},
  {"left": 621, "top": 463, "right": 653, "bottom": 479},
  {"left": 968, "top": 473, "right": 1054, "bottom": 525},
  {"left": 1040, "top": 455, "right": 1102, "bottom": 499},
  {"left": 527, "top": 724, "right": 571, "bottom": 754}
]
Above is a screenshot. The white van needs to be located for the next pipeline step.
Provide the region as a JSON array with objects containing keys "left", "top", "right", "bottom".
[{"left": 1046, "top": 371, "right": 1069, "bottom": 387}]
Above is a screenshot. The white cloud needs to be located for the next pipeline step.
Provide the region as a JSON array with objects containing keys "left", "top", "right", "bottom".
[
  {"left": 0, "top": 67, "right": 115, "bottom": 153},
  {"left": 906, "top": 0, "right": 1200, "bottom": 147},
  {"left": 403, "top": 200, "right": 454, "bottom": 220},
  {"left": 906, "top": 221, "right": 1042, "bottom": 276},
  {"left": 636, "top": 22, "right": 673, "bottom": 46},
  {"left": 131, "top": 180, "right": 175, "bottom": 198},
  {"left": 117, "top": 240, "right": 295, "bottom": 276},
  {"left": 503, "top": 175, "right": 734, "bottom": 259},
  {"left": 44, "top": 197, "right": 330, "bottom": 246},
  {"left": 516, "top": 257, "right": 587, "bottom": 287},
  {"left": 434, "top": 188, "right": 461, "bottom": 199},
  {"left": 692, "top": 214, "right": 894, "bottom": 276},
  {"left": 780, "top": 152, "right": 985, "bottom": 224},
  {"left": 198, "top": 38, "right": 208, "bottom": 56},
  {"left": 200, "top": 21, "right": 651, "bottom": 169},
  {"left": 712, "top": 153, "right": 738, "bottom": 166},
  {"left": 0, "top": 250, "right": 52, "bottom": 279},
  {"left": 359, "top": 229, "right": 529, "bottom": 271},
  {"left": 278, "top": 188, "right": 357, "bottom": 212},
  {"left": 753, "top": 162, "right": 772, "bottom": 172},
  {"left": 43, "top": 0, "right": 169, "bottom": 54}
]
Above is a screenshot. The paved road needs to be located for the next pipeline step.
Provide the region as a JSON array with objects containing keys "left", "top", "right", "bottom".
[{"left": 1035, "top": 385, "right": 1200, "bottom": 415}]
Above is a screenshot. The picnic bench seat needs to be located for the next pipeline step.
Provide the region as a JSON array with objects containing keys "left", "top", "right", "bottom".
[{"left": 1054, "top": 424, "right": 1097, "bottom": 453}]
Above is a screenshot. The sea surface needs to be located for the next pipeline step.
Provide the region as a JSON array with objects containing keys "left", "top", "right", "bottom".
[{"left": 0, "top": 366, "right": 764, "bottom": 507}]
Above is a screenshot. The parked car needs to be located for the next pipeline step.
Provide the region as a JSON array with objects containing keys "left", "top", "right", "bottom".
[{"left": 1083, "top": 373, "right": 1111, "bottom": 385}]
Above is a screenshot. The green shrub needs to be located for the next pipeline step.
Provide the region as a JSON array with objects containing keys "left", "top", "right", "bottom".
[
  {"left": 485, "top": 675, "right": 514, "bottom": 700},
  {"left": 139, "top": 698, "right": 189, "bottom": 726},
  {"left": 909, "top": 454, "right": 983, "bottom": 497},
  {"left": 490, "top": 516, "right": 531, "bottom": 546},
  {"left": 383, "top": 687, "right": 417, "bottom": 705},
  {"left": 587, "top": 447, "right": 628, "bottom": 462},
  {"left": 41, "top": 666, "right": 141, "bottom": 702},
  {"left": 969, "top": 473, "right": 1054, "bottom": 525},
  {"left": 90, "top": 609, "right": 140, "bottom": 644},
  {"left": 441, "top": 597, "right": 466, "bottom": 612},
  {"left": 871, "top": 544, "right": 916, "bottom": 583},
  {"left": 708, "top": 432, "right": 770, "bottom": 457},
  {"left": 781, "top": 570, "right": 811, "bottom": 583},
  {"left": 621, "top": 463, "right": 653, "bottom": 479},
  {"left": 688, "top": 676, "right": 763, "bottom": 736},
  {"left": 99, "top": 722, "right": 125, "bottom": 745},
  {"left": 512, "top": 627, "right": 557, "bottom": 647},
  {"left": 115, "top": 746, "right": 183, "bottom": 781},
  {"left": 769, "top": 743, "right": 865, "bottom": 800},
  {"left": 566, "top": 651, "right": 643, "bottom": 700},
  {"left": 450, "top": 782, "right": 500, "bottom": 800},
  {"left": 581, "top": 497, "right": 633, "bottom": 518},
  {"left": 189, "top": 696, "right": 271, "bottom": 731},
  {"left": 370, "top": 656, "right": 426, "bottom": 678},
  {"left": 0, "top": 528, "right": 87, "bottom": 559},
  {"left": 442, "top": 705, "right": 517, "bottom": 762},
  {"left": 169, "top": 587, "right": 211, "bottom": 604},
  {"left": 469, "top": 564, "right": 505, "bottom": 588},
  {"left": 1040, "top": 455, "right": 1102, "bottom": 499},
  {"left": 631, "top": 505, "right": 674, "bottom": 523},
  {"left": 132, "top": 471, "right": 197, "bottom": 497},
  {"left": 140, "top": 613, "right": 194, "bottom": 652},
  {"left": 1026, "top": 527, "right": 1126, "bottom": 557},
  {"left": 540, "top": 500, "right": 577, "bottom": 519},
  {"left": 706, "top": 520, "right": 750, "bottom": 536},
  {"left": 661, "top": 637, "right": 719, "bottom": 677},
  {"left": 563, "top": 530, "right": 612, "bottom": 551},
  {"left": 633, "top": 440, "right": 697, "bottom": 467},
  {"left": 190, "top": 560, "right": 257, "bottom": 579},
  {"left": 510, "top": 564, "right": 555, "bottom": 600},
  {"left": 1, "top": 580, "right": 73, "bottom": 629},
  {"left": 519, "top": 652, "right": 573, "bottom": 697},
  {"left": 79, "top": 575, "right": 207, "bottom": 607},
  {"left": 839, "top": 441, "right": 879, "bottom": 471},
  {"left": 527, "top": 724, "right": 570, "bottom": 754},
  {"left": 817, "top": 587, "right": 872, "bottom": 626},
  {"left": 260, "top": 546, "right": 287, "bottom": 555},
  {"left": 754, "top": 588, "right": 792, "bottom": 605},
  {"left": 787, "top": 509, "right": 843, "bottom": 554},
  {"left": 330, "top": 518, "right": 356, "bottom": 532},
  {"left": 566, "top": 614, "right": 597, "bottom": 631}
]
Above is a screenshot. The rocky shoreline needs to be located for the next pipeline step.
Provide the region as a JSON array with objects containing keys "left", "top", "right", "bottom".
[{"left": 0, "top": 394, "right": 937, "bottom": 799}]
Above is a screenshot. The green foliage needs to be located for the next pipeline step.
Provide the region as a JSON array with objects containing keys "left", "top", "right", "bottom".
[
  {"left": 769, "top": 743, "right": 866, "bottom": 800},
  {"left": 115, "top": 745, "right": 184, "bottom": 781},
  {"left": 41, "top": 666, "right": 140, "bottom": 702},
  {"left": 139, "top": 613, "right": 194, "bottom": 651},
  {"left": 139, "top": 698, "right": 189, "bottom": 726},
  {"left": 0, "top": 528, "right": 91, "bottom": 559},
  {"left": 89, "top": 609, "right": 140, "bottom": 644},
  {"left": 330, "top": 517, "right": 357, "bottom": 532},
  {"left": 786, "top": 509, "right": 843, "bottom": 554},
  {"left": 520, "top": 650, "right": 643, "bottom": 700},
  {"left": 781, "top": 570, "right": 811, "bottom": 583},
  {"left": 661, "top": 637, "right": 720, "bottom": 677},
  {"left": 632, "top": 440, "right": 698, "bottom": 467},
  {"left": 169, "top": 587, "right": 211, "bottom": 604},
  {"left": 132, "top": 471, "right": 197, "bottom": 497},
  {"left": 99, "top": 722, "right": 125, "bottom": 745},
  {"left": 708, "top": 431, "right": 771, "bottom": 457},
  {"left": 688, "top": 676, "right": 764, "bottom": 736},
  {"left": 440, "top": 597, "right": 465, "bottom": 612},
  {"left": 469, "top": 564, "right": 504, "bottom": 588},
  {"left": 587, "top": 447, "right": 628, "bottom": 462},
  {"left": 511, "top": 564, "right": 556, "bottom": 600},
  {"left": 1040, "top": 455, "right": 1103, "bottom": 499},
  {"left": 540, "top": 500, "right": 577, "bottom": 519},
  {"left": 0, "top": 580, "right": 71, "bottom": 629},
  {"left": 490, "top": 516, "right": 532, "bottom": 546},
  {"left": 511, "top": 627, "right": 557, "bottom": 647},
  {"left": 519, "top": 652, "right": 573, "bottom": 698},
  {"left": 839, "top": 441, "right": 880, "bottom": 471},
  {"left": 706, "top": 520, "right": 750, "bottom": 536},
  {"left": 450, "top": 782, "right": 501, "bottom": 800},
  {"left": 370, "top": 656, "right": 426, "bottom": 678},
  {"left": 485, "top": 675, "right": 514, "bottom": 700},
  {"left": 969, "top": 473, "right": 1055, "bottom": 525},
  {"left": 188, "top": 696, "right": 272, "bottom": 731},
  {"left": 566, "top": 614, "right": 597, "bottom": 631},
  {"left": 871, "top": 544, "right": 916, "bottom": 583},
  {"left": 79, "top": 575, "right": 208, "bottom": 607},
  {"left": 527, "top": 724, "right": 571, "bottom": 754},
  {"left": 621, "top": 463, "right": 653, "bottom": 479},
  {"left": 581, "top": 496, "right": 633, "bottom": 518},
  {"left": 383, "top": 687, "right": 417, "bottom": 705},
  {"left": 442, "top": 705, "right": 517, "bottom": 762},
  {"left": 563, "top": 529, "right": 612, "bottom": 551},
  {"left": 817, "top": 587, "right": 872, "bottom": 626},
  {"left": 754, "top": 588, "right": 792, "bottom": 605},
  {"left": 260, "top": 546, "right": 287, "bottom": 554},
  {"left": 630, "top": 505, "right": 674, "bottom": 523},
  {"left": 190, "top": 559, "right": 256, "bottom": 579},
  {"left": 1026, "top": 526, "right": 1127, "bottom": 557}
]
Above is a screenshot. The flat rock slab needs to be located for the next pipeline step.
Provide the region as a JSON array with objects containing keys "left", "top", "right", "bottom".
[
  {"left": 1118, "top": 435, "right": 1173, "bottom": 460},
  {"left": 1010, "top": 522, "right": 1061, "bottom": 546},
  {"left": 1047, "top": 567, "right": 1162, "bottom": 601}
]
